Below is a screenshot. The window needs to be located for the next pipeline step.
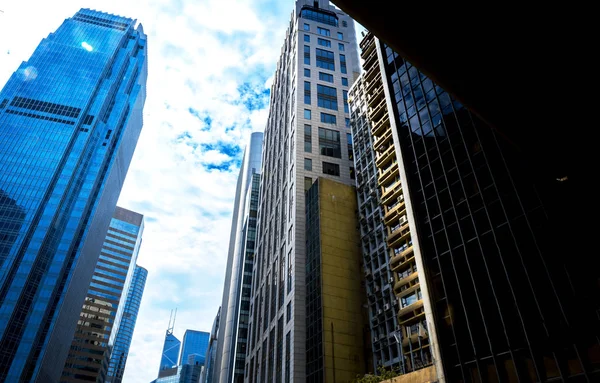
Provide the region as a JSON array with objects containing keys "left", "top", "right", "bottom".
[
  {"left": 322, "top": 161, "right": 340, "bottom": 176},
  {"left": 317, "top": 27, "right": 330, "bottom": 36},
  {"left": 347, "top": 132, "right": 353, "bottom": 160},
  {"left": 341, "top": 77, "right": 348, "bottom": 86},
  {"left": 321, "top": 113, "right": 336, "bottom": 124},
  {"left": 304, "top": 177, "right": 312, "bottom": 192},
  {"left": 350, "top": 167, "right": 355, "bottom": 180},
  {"left": 343, "top": 90, "right": 349, "bottom": 113},
  {"left": 286, "top": 302, "right": 291, "bottom": 323},
  {"left": 401, "top": 290, "right": 420, "bottom": 308},
  {"left": 318, "top": 127, "right": 341, "bottom": 158},
  {"left": 318, "top": 72, "right": 333, "bottom": 84},
  {"left": 316, "top": 48, "right": 335, "bottom": 70},
  {"left": 337, "top": 32, "right": 343, "bottom": 39},
  {"left": 304, "top": 81, "right": 311, "bottom": 105},
  {"left": 304, "top": 124, "right": 312, "bottom": 152},
  {"left": 301, "top": 8, "right": 338, "bottom": 27},
  {"left": 317, "top": 84, "right": 338, "bottom": 110},
  {"left": 304, "top": 158, "right": 312, "bottom": 171},
  {"left": 340, "top": 54, "right": 347, "bottom": 74},
  {"left": 342, "top": 20, "right": 348, "bottom": 27},
  {"left": 304, "top": 68, "right": 311, "bottom": 77},
  {"left": 338, "top": 43, "right": 344, "bottom": 51},
  {"left": 317, "top": 38, "right": 331, "bottom": 47},
  {"left": 304, "top": 23, "right": 310, "bottom": 31},
  {"left": 345, "top": 117, "right": 350, "bottom": 128},
  {"left": 304, "top": 109, "right": 311, "bottom": 119},
  {"left": 304, "top": 34, "right": 310, "bottom": 42},
  {"left": 304, "top": 45, "right": 310, "bottom": 65}
]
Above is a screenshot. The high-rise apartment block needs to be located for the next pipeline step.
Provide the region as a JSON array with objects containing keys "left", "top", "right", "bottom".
[
  {"left": 215, "top": 132, "right": 263, "bottom": 383},
  {"left": 348, "top": 28, "right": 600, "bottom": 381},
  {"left": 241, "top": 1, "right": 361, "bottom": 382},
  {"left": 0, "top": 8, "right": 147, "bottom": 382},
  {"left": 62, "top": 207, "right": 144, "bottom": 382},
  {"left": 105, "top": 265, "right": 148, "bottom": 383}
]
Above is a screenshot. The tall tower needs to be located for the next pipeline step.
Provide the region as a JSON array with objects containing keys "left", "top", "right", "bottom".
[
  {"left": 105, "top": 265, "right": 148, "bottom": 383},
  {"left": 0, "top": 8, "right": 147, "bottom": 382},
  {"left": 215, "top": 132, "right": 263, "bottom": 383},
  {"left": 61, "top": 207, "right": 144, "bottom": 382},
  {"left": 159, "top": 310, "right": 181, "bottom": 376},
  {"left": 245, "top": 1, "right": 361, "bottom": 382}
]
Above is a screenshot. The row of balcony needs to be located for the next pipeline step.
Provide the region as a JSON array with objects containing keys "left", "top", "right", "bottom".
[
  {"left": 381, "top": 180, "right": 402, "bottom": 207},
  {"left": 373, "top": 127, "right": 393, "bottom": 152},
  {"left": 371, "top": 111, "right": 390, "bottom": 137},
  {"left": 390, "top": 243, "right": 414, "bottom": 271}
]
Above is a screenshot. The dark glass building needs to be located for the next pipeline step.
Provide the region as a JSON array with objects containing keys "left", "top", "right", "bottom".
[
  {"left": 61, "top": 207, "right": 144, "bottom": 382},
  {"left": 179, "top": 330, "right": 210, "bottom": 366},
  {"left": 0, "top": 8, "right": 147, "bottom": 382},
  {"left": 105, "top": 264, "right": 148, "bottom": 383},
  {"left": 371, "top": 37, "right": 600, "bottom": 381}
]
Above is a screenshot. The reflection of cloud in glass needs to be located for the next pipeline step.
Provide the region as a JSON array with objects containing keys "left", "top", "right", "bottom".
[{"left": 18, "top": 66, "right": 38, "bottom": 81}]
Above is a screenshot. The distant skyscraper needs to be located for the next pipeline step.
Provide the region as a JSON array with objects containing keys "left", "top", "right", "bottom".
[
  {"left": 244, "top": 1, "right": 362, "bottom": 382},
  {"left": 214, "top": 132, "right": 263, "bottom": 383},
  {"left": 202, "top": 308, "right": 221, "bottom": 383},
  {"left": 62, "top": 207, "right": 144, "bottom": 383},
  {"left": 159, "top": 313, "right": 182, "bottom": 376},
  {"left": 105, "top": 265, "right": 148, "bottom": 383},
  {"left": 0, "top": 8, "right": 147, "bottom": 382},
  {"left": 179, "top": 330, "right": 210, "bottom": 366}
]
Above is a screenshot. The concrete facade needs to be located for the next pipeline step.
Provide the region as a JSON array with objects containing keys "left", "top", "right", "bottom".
[{"left": 245, "top": 1, "right": 360, "bottom": 382}]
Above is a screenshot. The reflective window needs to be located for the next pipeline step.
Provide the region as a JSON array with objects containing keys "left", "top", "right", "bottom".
[
  {"left": 301, "top": 8, "right": 338, "bottom": 27},
  {"left": 318, "top": 127, "right": 341, "bottom": 158},
  {"left": 317, "top": 27, "right": 330, "bottom": 36},
  {"left": 320, "top": 112, "right": 336, "bottom": 124},
  {"left": 317, "top": 84, "right": 337, "bottom": 110},
  {"left": 342, "top": 77, "right": 348, "bottom": 86},
  {"left": 304, "top": 158, "right": 312, "bottom": 171},
  {"left": 304, "top": 109, "right": 311, "bottom": 120},
  {"left": 338, "top": 43, "right": 344, "bottom": 51},
  {"left": 304, "top": 23, "right": 310, "bottom": 31},
  {"left": 304, "top": 34, "right": 310, "bottom": 42},
  {"left": 318, "top": 72, "right": 333, "bottom": 83},
  {"left": 322, "top": 161, "right": 340, "bottom": 176},
  {"left": 337, "top": 32, "right": 343, "bottom": 40},
  {"left": 317, "top": 38, "right": 331, "bottom": 47},
  {"left": 316, "top": 48, "right": 335, "bottom": 70}
]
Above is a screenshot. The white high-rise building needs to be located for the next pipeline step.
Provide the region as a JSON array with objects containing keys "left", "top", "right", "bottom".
[{"left": 244, "top": 1, "right": 360, "bottom": 382}]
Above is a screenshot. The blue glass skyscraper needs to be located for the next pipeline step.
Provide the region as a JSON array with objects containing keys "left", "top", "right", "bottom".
[
  {"left": 159, "top": 331, "right": 181, "bottom": 373},
  {"left": 105, "top": 265, "right": 148, "bottom": 383},
  {"left": 0, "top": 8, "right": 147, "bottom": 382},
  {"left": 179, "top": 330, "right": 210, "bottom": 366}
]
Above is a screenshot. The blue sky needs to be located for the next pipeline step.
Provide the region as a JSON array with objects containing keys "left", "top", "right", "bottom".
[{"left": 0, "top": 0, "right": 364, "bottom": 382}]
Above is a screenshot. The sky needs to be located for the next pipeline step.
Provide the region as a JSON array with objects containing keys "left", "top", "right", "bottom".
[{"left": 0, "top": 0, "right": 363, "bottom": 382}]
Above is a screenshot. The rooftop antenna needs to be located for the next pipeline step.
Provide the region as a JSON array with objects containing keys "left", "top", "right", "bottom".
[{"left": 167, "top": 308, "right": 177, "bottom": 335}]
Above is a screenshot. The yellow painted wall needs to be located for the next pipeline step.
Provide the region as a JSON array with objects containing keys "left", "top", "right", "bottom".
[{"left": 318, "top": 178, "right": 367, "bottom": 382}]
